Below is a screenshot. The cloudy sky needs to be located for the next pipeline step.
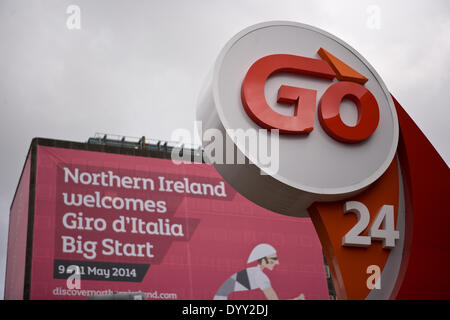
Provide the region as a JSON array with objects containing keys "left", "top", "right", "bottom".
[{"left": 0, "top": 0, "right": 448, "bottom": 299}]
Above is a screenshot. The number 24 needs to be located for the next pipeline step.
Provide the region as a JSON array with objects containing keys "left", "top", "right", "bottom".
[{"left": 342, "top": 201, "right": 400, "bottom": 249}]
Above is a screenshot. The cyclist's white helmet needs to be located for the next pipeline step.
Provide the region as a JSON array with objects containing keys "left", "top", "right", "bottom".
[{"left": 247, "top": 244, "right": 277, "bottom": 263}]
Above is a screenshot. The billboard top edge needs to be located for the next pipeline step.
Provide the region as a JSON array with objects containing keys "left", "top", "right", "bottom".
[
  {"left": 10, "top": 136, "right": 203, "bottom": 210},
  {"left": 32, "top": 137, "right": 201, "bottom": 161}
]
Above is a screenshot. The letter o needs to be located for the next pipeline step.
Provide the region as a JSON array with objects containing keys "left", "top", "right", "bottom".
[
  {"left": 94, "top": 218, "right": 107, "bottom": 231},
  {"left": 112, "top": 197, "right": 124, "bottom": 210},
  {"left": 79, "top": 172, "right": 92, "bottom": 184},
  {"left": 318, "top": 81, "right": 379, "bottom": 143}
]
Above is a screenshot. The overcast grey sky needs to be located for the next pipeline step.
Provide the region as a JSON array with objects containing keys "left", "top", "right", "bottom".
[{"left": 0, "top": 0, "right": 449, "bottom": 299}]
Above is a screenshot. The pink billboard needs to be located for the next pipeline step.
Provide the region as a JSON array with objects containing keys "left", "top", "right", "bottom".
[
  {"left": 29, "top": 145, "right": 329, "bottom": 299},
  {"left": 4, "top": 151, "right": 31, "bottom": 300}
]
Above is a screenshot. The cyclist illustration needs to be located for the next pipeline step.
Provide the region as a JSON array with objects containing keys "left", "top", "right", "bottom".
[{"left": 213, "top": 243, "right": 305, "bottom": 300}]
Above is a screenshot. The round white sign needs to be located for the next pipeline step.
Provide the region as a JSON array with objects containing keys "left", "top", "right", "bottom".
[{"left": 197, "top": 21, "right": 398, "bottom": 216}]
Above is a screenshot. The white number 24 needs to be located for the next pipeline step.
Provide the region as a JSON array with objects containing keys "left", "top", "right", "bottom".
[{"left": 342, "top": 201, "right": 400, "bottom": 249}]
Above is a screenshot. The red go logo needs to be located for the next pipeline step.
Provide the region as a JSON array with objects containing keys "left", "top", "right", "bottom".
[{"left": 241, "top": 48, "right": 379, "bottom": 144}]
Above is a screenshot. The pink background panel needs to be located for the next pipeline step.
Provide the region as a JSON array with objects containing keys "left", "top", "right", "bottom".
[{"left": 31, "top": 146, "right": 329, "bottom": 300}]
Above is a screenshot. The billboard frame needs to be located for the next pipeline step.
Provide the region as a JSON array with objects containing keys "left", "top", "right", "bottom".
[{"left": 6, "top": 137, "right": 335, "bottom": 300}]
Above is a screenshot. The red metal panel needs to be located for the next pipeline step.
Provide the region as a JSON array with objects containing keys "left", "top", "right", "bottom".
[{"left": 391, "top": 97, "right": 450, "bottom": 299}]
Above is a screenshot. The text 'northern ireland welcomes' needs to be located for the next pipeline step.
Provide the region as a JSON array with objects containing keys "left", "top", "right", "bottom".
[{"left": 55, "top": 166, "right": 225, "bottom": 266}]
